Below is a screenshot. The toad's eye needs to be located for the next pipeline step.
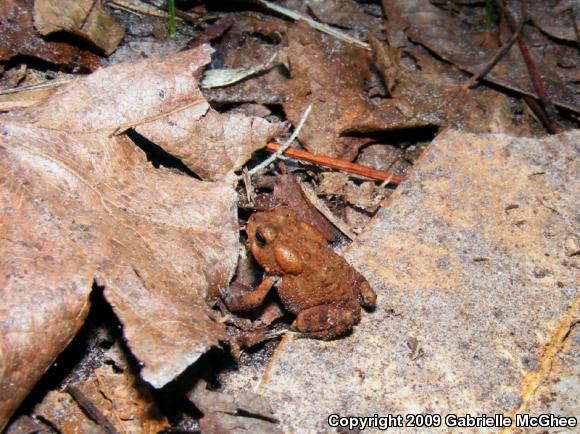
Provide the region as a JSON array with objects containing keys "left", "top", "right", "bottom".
[
  {"left": 255, "top": 229, "right": 268, "bottom": 247},
  {"left": 254, "top": 225, "right": 276, "bottom": 247}
]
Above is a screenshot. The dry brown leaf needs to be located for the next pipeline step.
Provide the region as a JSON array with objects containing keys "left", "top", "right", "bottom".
[
  {"left": 282, "top": 10, "right": 525, "bottom": 140},
  {"left": 355, "top": 144, "right": 409, "bottom": 175},
  {"left": 394, "top": 48, "right": 527, "bottom": 134},
  {"left": 188, "top": 380, "right": 281, "bottom": 434},
  {"left": 203, "top": 17, "right": 289, "bottom": 106},
  {"left": 0, "top": 83, "right": 63, "bottom": 111},
  {"left": 34, "top": 0, "right": 125, "bottom": 55},
  {"left": 137, "top": 108, "right": 283, "bottom": 180},
  {"left": 226, "top": 103, "right": 272, "bottom": 118},
  {"left": 0, "top": 0, "right": 100, "bottom": 70},
  {"left": 316, "top": 172, "right": 349, "bottom": 197},
  {"left": 317, "top": 173, "right": 384, "bottom": 212},
  {"left": 0, "top": 168, "right": 95, "bottom": 430},
  {"left": 283, "top": 0, "right": 384, "bottom": 38},
  {"left": 33, "top": 341, "right": 169, "bottom": 434},
  {"left": 271, "top": 174, "right": 339, "bottom": 241},
  {"left": 368, "top": 34, "right": 400, "bottom": 96},
  {"left": 190, "top": 16, "right": 234, "bottom": 48},
  {"left": 527, "top": 0, "right": 578, "bottom": 42},
  {"left": 283, "top": 22, "right": 430, "bottom": 160},
  {"left": 4, "top": 415, "right": 48, "bottom": 434},
  {"left": 0, "top": 45, "right": 281, "bottom": 429},
  {"left": 26, "top": 45, "right": 283, "bottom": 181},
  {"left": 34, "top": 391, "right": 105, "bottom": 433},
  {"left": 382, "top": 0, "right": 580, "bottom": 114}
]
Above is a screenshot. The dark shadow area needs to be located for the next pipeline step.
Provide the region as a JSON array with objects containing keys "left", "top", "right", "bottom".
[
  {"left": 203, "top": 0, "right": 264, "bottom": 14},
  {"left": 41, "top": 30, "right": 106, "bottom": 56},
  {"left": 342, "top": 124, "right": 440, "bottom": 147},
  {"left": 1, "top": 54, "right": 91, "bottom": 76},
  {"left": 126, "top": 129, "right": 201, "bottom": 179}
]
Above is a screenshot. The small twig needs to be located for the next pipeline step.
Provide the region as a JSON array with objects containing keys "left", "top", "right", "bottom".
[
  {"left": 571, "top": 7, "right": 580, "bottom": 46},
  {"left": 0, "top": 78, "right": 71, "bottom": 95},
  {"left": 442, "top": 19, "right": 523, "bottom": 109},
  {"left": 109, "top": 0, "right": 171, "bottom": 19},
  {"left": 523, "top": 96, "right": 560, "bottom": 133},
  {"left": 242, "top": 167, "right": 255, "bottom": 205},
  {"left": 298, "top": 181, "right": 357, "bottom": 240},
  {"left": 494, "top": 0, "right": 560, "bottom": 133},
  {"left": 247, "top": 104, "right": 312, "bottom": 177},
  {"left": 66, "top": 385, "right": 120, "bottom": 434},
  {"left": 253, "top": 0, "right": 370, "bottom": 51},
  {"left": 379, "top": 173, "right": 395, "bottom": 188},
  {"left": 170, "top": 5, "right": 211, "bottom": 24},
  {"left": 265, "top": 143, "right": 404, "bottom": 184},
  {"left": 130, "top": 0, "right": 211, "bottom": 24},
  {"left": 460, "top": 20, "right": 524, "bottom": 93}
]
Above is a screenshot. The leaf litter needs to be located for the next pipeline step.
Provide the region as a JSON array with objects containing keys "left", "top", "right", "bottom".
[
  {"left": 0, "top": 0, "right": 578, "bottom": 431},
  {"left": 33, "top": 0, "right": 125, "bottom": 55},
  {"left": 34, "top": 335, "right": 169, "bottom": 433},
  {"left": 0, "top": 44, "right": 281, "bottom": 429},
  {"left": 0, "top": 0, "right": 100, "bottom": 71}
]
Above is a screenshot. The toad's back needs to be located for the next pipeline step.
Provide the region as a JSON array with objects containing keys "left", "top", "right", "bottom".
[{"left": 247, "top": 208, "right": 366, "bottom": 314}]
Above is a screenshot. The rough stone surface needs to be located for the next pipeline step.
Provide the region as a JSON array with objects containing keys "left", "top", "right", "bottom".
[{"left": 222, "top": 130, "right": 579, "bottom": 433}]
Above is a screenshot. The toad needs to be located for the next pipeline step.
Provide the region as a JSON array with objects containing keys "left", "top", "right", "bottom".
[{"left": 221, "top": 207, "right": 376, "bottom": 340}]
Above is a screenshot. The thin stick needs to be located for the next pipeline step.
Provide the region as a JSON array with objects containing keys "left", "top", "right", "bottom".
[
  {"left": 523, "top": 95, "right": 560, "bottom": 133},
  {"left": 459, "top": 20, "right": 523, "bottom": 92},
  {"left": 572, "top": 7, "right": 580, "bottom": 46},
  {"left": 265, "top": 142, "right": 404, "bottom": 184},
  {"left": 66, "top": 385, "right": 120, "bottom": 434},
  {"left": 494, "top": 0, "right": 560, "bottom": 133},
  {"left": 0, "top": 78, "right": 71, "bottom": 95},
  {"left": 242, "top": 167, "right": 255, "bottom": 204},
  {"left": 109, "top": 0, "right": 170, "bottom": 19},
  {"left": 247, "top": 104, "right": 312, "bottom": 177},
  {"left": 298, "top": 181, "right": 357, "bottom": 240},
  {"left": 141, "top": 0, "right": 208, "bottom": 24},
  {"left": 442, "top": 19, "right": 523, "bottom": 109},
  {"left": 254, "top": 0, "right": 370, "bottom": 51},
  {"left": 171, "top": 6, "right": 212, "bottom": 24}
]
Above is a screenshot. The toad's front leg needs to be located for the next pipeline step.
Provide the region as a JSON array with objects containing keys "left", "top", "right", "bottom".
[
  {"left": 292, "top": 301, "right": 361, "bottom": 340},
  {"left": 220, "top": 276, "right": 278, "bottom": 312}
]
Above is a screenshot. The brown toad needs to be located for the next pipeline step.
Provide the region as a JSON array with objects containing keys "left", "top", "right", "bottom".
[{"left": 222, "top": 207, "right": 376, "bottom": 340}]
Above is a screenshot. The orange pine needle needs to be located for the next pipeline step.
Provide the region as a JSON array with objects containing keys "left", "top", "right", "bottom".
[{"left": 265, "top": 142, "right": 404, "bottom": 185}]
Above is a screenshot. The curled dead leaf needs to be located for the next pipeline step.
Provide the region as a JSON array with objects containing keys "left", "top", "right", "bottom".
[
  {"left": 283, "top": 22, "right": 430, "bottom": 160},
  {"left": 188, "top": 380, "right": 281, "bottom": 434},
  {"left": 0, "top": 0, "right": 100, "bottom": 70},
  {"left": 0, "top": 45, "right": 281, "bottom": 429},
  {"left": 34, "top": 0, "right": 125, "bottom": 55},
  {"left": 33, "top": 340, "right": 169, "bottom": 433},
  {"left": 382, "top": 0, "right": 579, "bottom": 114}
]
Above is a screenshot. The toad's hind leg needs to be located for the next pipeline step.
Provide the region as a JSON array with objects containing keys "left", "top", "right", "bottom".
[{"left": 292, "top": 302, "right": 361, "bottom": 340}]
